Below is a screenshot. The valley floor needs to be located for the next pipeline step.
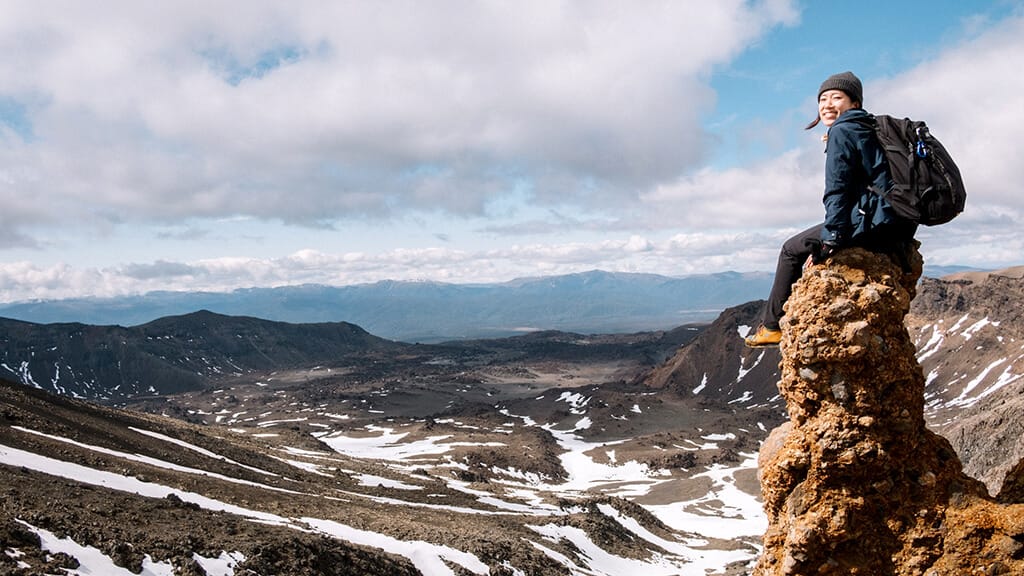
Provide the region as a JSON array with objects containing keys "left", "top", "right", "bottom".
[{"left": 1, "top": 332, "right": 780, "bottom": 576}]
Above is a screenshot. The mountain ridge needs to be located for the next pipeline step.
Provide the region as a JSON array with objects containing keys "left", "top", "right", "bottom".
[
  {"left": 0, "top": 310, "right": 404, "bottom": 401},
  {"left": 0, "top": 270, "right": 775, "bottom": 342},
  {"left": 0, "top": 268, "right": 982, "bottom": 342},
  {"left": 2, "top": 265, "right": 1024, "bottom": 574}
]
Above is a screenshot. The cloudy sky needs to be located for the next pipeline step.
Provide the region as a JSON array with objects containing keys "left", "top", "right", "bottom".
[{"left": 1, "top": 0, "right": 1022, "bottom": 302}]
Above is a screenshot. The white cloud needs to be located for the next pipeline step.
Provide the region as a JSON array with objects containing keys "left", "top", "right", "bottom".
[
  {"left": 631, "top": 11, "right": 1024, "bottom": 270},
  {"left": 0, "top": 231, "right": 787, "bottom": 302},
  {"left": 637, "top": 148, "right": 825, "bottom": 230},
  {"left": 2, "top": 2, "right": 1023, "bottom": 304},
  {"left": 870, "top": 16, "right": 1024, "bottom": 211},
  {"left": 856, "top": 14, "right": 1024, "bottom": 267},
  {"left": 0, "top": 0, "right": 798, "bottom": 244}
]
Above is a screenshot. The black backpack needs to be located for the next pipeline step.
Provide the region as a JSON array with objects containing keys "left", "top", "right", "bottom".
[{"left": 867, "top": 114, "right": 966, "bottom": 226}]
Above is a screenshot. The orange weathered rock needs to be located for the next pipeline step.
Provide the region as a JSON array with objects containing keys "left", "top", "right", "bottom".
[{"left": 755, "top": 246, "right": 1024, "bottom": 575}]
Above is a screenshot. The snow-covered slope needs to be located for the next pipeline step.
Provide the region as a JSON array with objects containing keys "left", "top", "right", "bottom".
[
  {"left": 4, "top": 269, "right": 1024, "bottom": 574},
  {"left": 646, "top": 272, "right": 1024, "bottom": 497},
  {"left": 908, "top": 273, "right": 1024, "bottom": 494},
  {"left": 1, "top": 347, "right": 768, "bottom": 576}
]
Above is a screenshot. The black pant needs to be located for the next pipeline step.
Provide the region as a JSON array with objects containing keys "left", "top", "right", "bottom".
[
  {"left": 762, "top": 224, "right": 822, "bottom": 330},
  {"left": 760, "top": 221, "right": 917, "bottom": 329}
]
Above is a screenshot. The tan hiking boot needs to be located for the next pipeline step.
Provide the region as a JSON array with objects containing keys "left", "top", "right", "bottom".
[{"left": 744, "top": 325, "right": 782, "bottom": 348}]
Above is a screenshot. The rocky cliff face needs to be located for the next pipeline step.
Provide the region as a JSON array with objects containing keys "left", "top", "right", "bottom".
[
  {"left": 755, "top": 246, "right": 1024, "bottom": 575},
  {"left": 907, "top": 273, "right": 1024, "bottom": 495},
  {"left": 643, "top": 300, "right": 783, "bottom": 407}
]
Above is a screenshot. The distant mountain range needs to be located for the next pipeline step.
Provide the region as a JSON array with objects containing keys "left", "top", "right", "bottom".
[
  {"left": 1, "top": 261, "right": 1022, "bottom": 574},
  {"left": 3, "top": 267, "right": 1020, "bottom": 494},
  {"left": 0, "top": 270, "right": 772, "bottom": 342},
  {"left": 0, "top": 267, "right": 980, "bottom": 342}
]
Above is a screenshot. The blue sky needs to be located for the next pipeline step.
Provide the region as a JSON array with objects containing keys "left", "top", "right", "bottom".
[{"left": 1, "top": 0, "right": 1022, "bottom": 302}]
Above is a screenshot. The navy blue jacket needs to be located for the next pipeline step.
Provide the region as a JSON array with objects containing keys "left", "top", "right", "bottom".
[{"left": 820, "top": 108, "right": 901, "bottom": 246}]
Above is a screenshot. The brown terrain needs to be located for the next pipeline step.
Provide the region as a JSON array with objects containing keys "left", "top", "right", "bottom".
[
  {"left": 2, "top": 258, "right": 1024, "bottom": 574},
  {"left": 2, "top": 326, "right": 774, "bottom": 575}
]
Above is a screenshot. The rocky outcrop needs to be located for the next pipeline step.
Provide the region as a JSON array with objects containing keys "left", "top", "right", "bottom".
[{"left": 755, "top": 246, "right": 1024, "bottom": 575}]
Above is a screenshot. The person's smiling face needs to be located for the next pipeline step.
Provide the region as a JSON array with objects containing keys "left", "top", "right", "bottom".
[{"left": 818, "top": 89, "right": 858, "bottom": 127}]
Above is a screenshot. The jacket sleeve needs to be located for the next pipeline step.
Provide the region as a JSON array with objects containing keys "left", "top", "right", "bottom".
[{"left": 820, "top": 124, "right": 860, "bottom": 246}]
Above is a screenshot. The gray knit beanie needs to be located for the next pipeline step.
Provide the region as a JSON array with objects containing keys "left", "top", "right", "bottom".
[{"left": 818, "top": 71, "right": 863, "bottom": 104}]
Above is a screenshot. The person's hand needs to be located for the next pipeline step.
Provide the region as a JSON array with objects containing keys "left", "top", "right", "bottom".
[{"left": 811, "top": 241, "right": 837, "bottom": 265}]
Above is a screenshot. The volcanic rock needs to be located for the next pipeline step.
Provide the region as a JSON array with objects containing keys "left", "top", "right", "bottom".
[
  {"left": 754, "top": 246, "right": 1024, "bottom": 575},
  {"left": 999, "top": 458, "right": 1024, "bottom": 505}
]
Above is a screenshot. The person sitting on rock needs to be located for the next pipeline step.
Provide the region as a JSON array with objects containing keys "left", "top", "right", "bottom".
[{"left": 745, "top": 71, "right": 918, "bottom": 348}]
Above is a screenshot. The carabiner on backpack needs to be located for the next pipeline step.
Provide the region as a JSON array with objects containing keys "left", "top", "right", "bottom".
[{"left": 914, "top": 126, "right": 930, "bottom": 158}]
